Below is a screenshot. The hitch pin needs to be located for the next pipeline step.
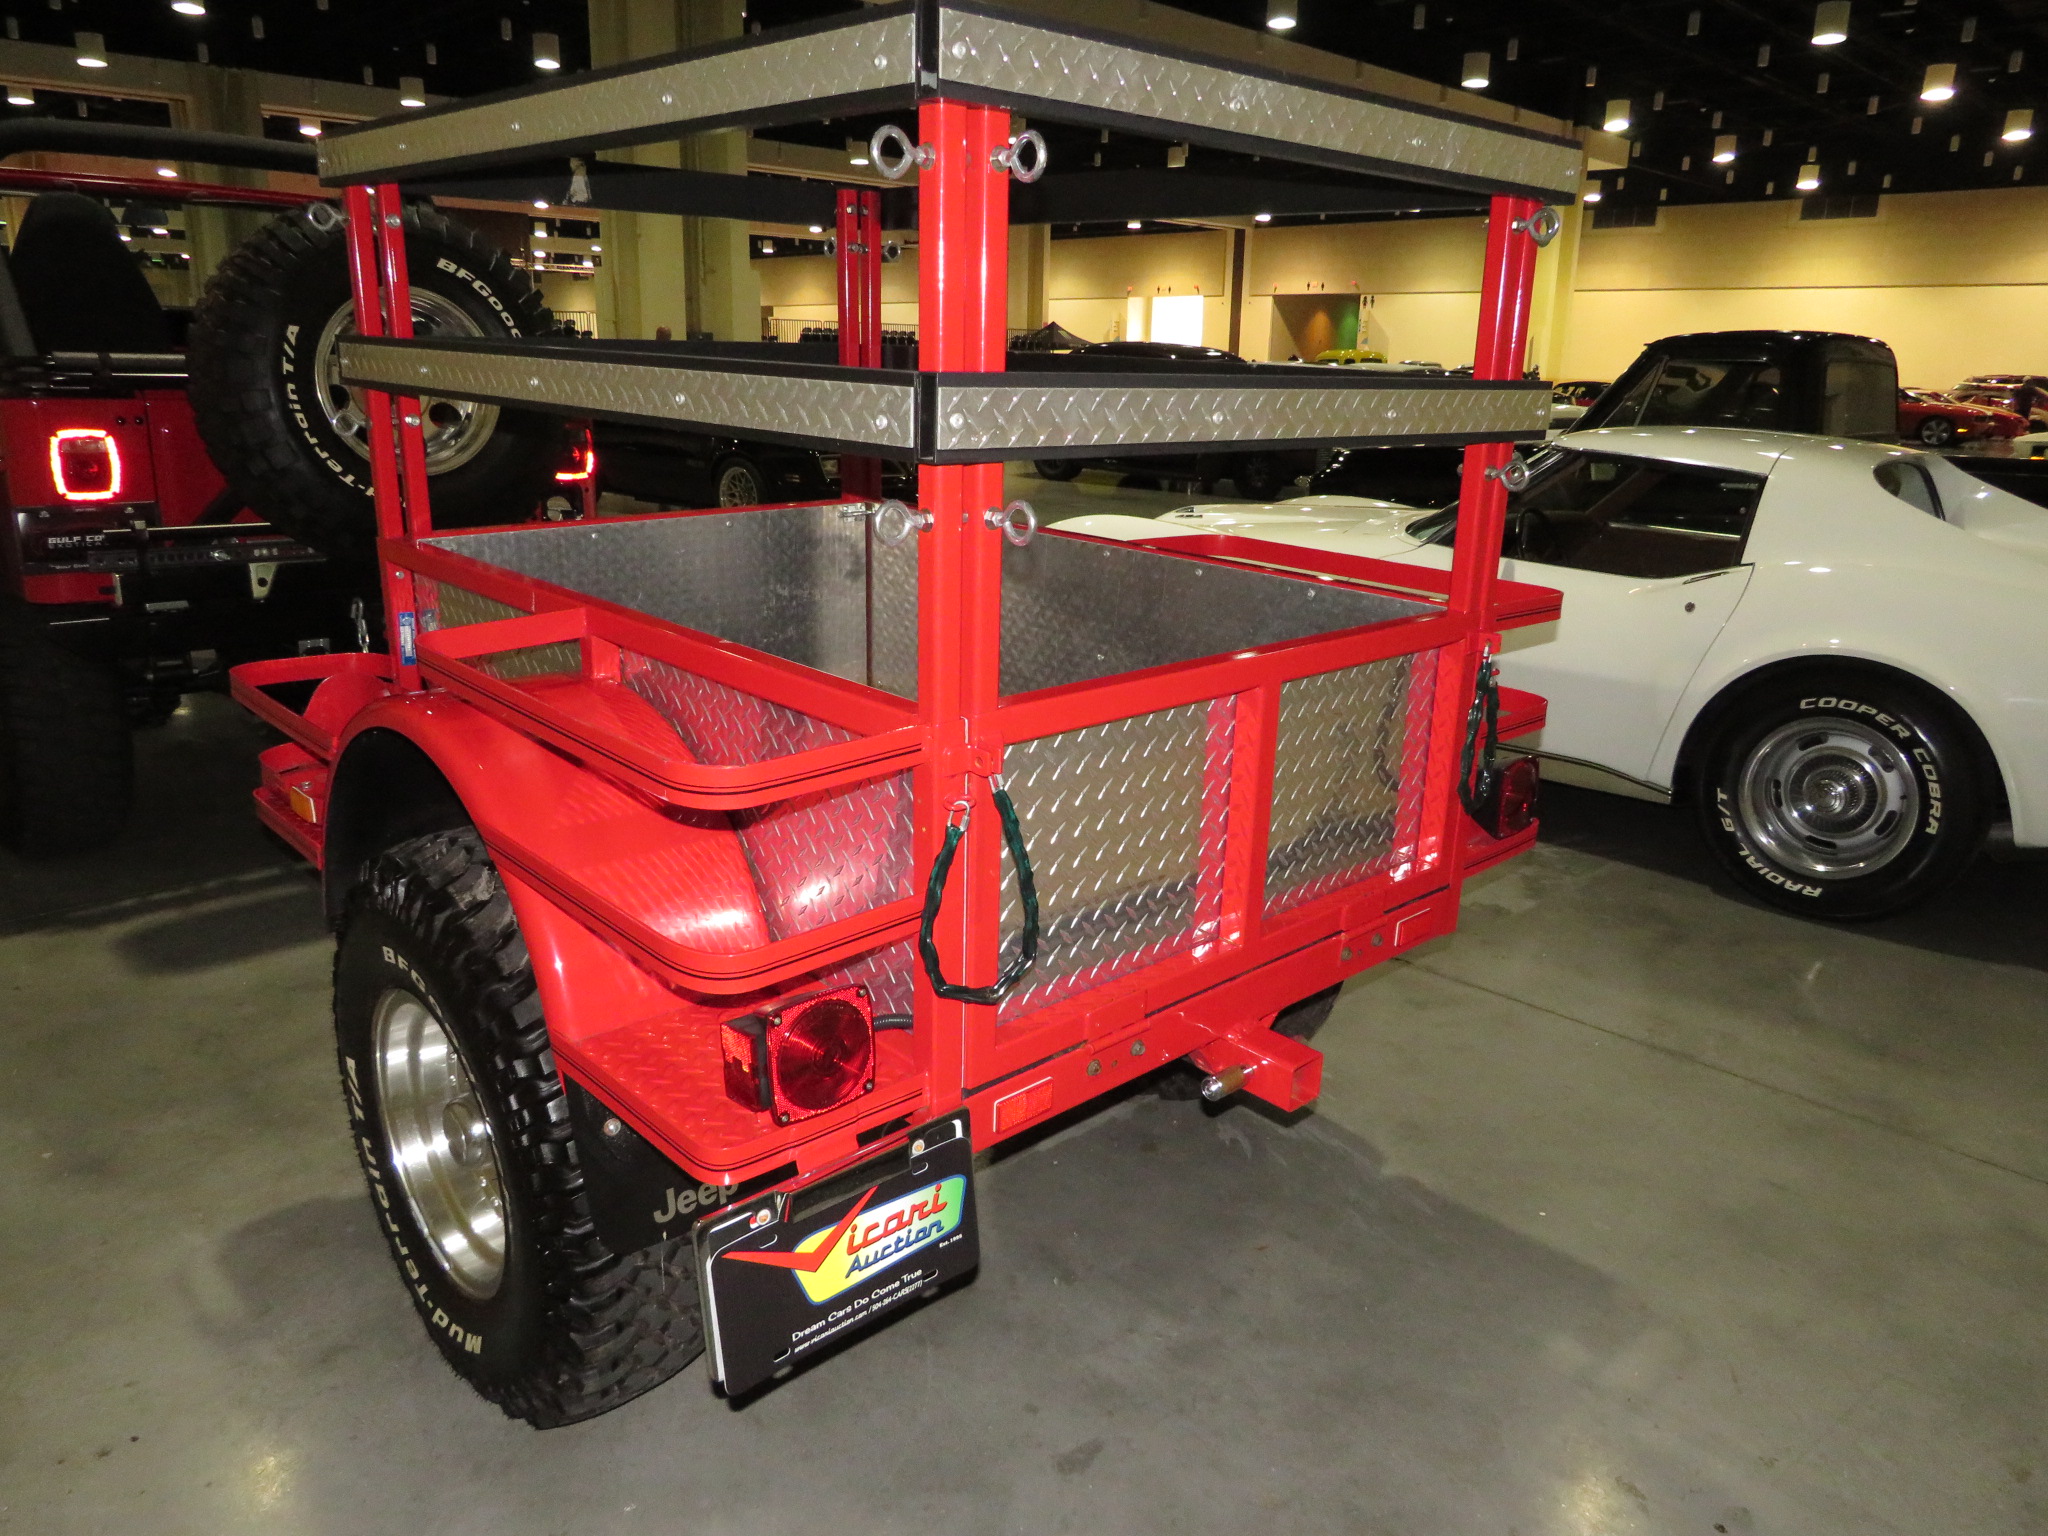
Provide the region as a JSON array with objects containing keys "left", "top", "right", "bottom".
[{"left": 1199, "top": 1065, "right": 1253, "bottom": 1102}]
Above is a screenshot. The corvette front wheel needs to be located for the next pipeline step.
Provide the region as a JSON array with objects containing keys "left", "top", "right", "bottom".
[{"left": 1693, "top": 673, "right": 1988, "bottom": 919}]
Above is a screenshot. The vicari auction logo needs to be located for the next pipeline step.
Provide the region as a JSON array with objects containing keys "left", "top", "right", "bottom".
[{"left": 726, "top": 1176, "right": 965, "bottom": 1304}]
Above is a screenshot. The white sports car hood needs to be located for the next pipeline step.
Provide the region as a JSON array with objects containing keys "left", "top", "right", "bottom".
[{"left": 1152, "top": 495, "right": 1437, "bottom": 556}]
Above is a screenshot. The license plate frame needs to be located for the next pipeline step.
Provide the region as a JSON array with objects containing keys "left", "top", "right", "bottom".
[{"left": 693, "top": 1112, "right": 978, "bottom": 1397}]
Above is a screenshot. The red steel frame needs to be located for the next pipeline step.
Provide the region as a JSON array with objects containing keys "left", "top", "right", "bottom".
[{"left": 239, "top": 105, "right": 1549, "bottom": 1194}]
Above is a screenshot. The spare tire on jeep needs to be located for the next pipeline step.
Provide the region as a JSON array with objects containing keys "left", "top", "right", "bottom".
[{"left": 189, "top": 203, "right": 566, "bottom": 554}]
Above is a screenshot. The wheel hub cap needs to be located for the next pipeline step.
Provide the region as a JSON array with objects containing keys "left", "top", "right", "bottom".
[
  {"left": 372, "top": 987, "right": 507, "bottom": 1300},
  {"left": 313, "top": 289, "right": 502, "bottom": 474},
  {"left": 1734, "top": 719, "right": 1920, "bottom": 880}
]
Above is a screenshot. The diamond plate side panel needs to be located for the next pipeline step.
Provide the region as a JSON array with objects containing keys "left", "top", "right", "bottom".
[
  {"left": 997, "top": 701, "right": 1230, "bottom": 1021},
  {"left": 619, "top": 652, "right": 853, "bottom": 767},
  {"left": 816, "top": 936, "right": 918, "bottom": 1019},
  {"left": 936, "top": 378, "right": 1551, "bottom": 458},
  {"left": 426, "top": 507, "right": 913, "bottom": 694},
  {"left": 419, "top": 579, "right": 580, "bottom": 679},
  {"left": 1003, "top": 535, "right": 1430, "bottom": 696},
  {"left": 938, "top": 10, "right": 1581, "bottom": 199},
  {"left": 732, "top": 770, "right": 915, "bottom": 943},
  {"left": 1265, "top": 653, "right": 1434, "bottom": 916},
  {"left": 342, "top": 340, "right": 918, "bottom": 454},
  {"left": 319, "top": 13, "right": 915, "bottom": 181}
]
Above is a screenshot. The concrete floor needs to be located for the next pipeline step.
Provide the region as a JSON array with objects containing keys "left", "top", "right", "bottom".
[{"left": 5, "top": 480, "right": 2048, "bottom": 1533}]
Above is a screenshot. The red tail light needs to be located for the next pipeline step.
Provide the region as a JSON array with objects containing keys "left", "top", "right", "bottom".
[
  {"left": 555, "top": 429, "right": 596, "bottom": 483},
  {"left": 721, "top": 985, "right": 875, "bottom": 1124},
  {"left": 1491, "top": 755, "right": 1541, "bottom": 837},
  {"left": 50, "top": 429, "right": 121, "bottom": 501}
]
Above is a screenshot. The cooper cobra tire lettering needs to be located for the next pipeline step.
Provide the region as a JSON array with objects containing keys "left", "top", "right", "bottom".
[{"left": 1701, "top": 674, "right": 1988, "bottom": 918}]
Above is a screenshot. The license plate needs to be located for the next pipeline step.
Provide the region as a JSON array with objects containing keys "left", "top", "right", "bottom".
[{"left": 694, "top": 1113, "right": 977, "bottom": 1397}]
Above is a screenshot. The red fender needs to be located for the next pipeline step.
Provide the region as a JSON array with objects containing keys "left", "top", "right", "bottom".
[{"left": 330, "top": 689, "right": 771, "bottom": 1050}]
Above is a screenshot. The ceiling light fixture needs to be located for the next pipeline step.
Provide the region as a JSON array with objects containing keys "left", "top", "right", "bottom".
[
  {"left": 1254, "top": 211, "right": 1273, "bottom": 223},
  {"left": 156, "top": 164, "right": 179, "bottom": 178},
  {"left": 5, "top": 85, "right": 31, "bottom": 107},
  {"left": 848, "top": 136, "right": 870, "bottom": 167},
  {"left": 1265, "top": 0, "right": 1297, "bottom": 31},
  {"left": 1603, "top": 98, "right": 1631, "bottom": 132},
  {"left": 398, "top": 76, "right": 425, "bottom": 108},
  {"left": 1811, "top": 1, "right": 1849, "bottom": 46},
  {"left": 1920, "top": 63, "right": 1957, "bottom": 102},
  {"left": 171, "top": 0, "right": 206, "bottom": 14},
  {"left": 1127, "top": 220, "right": 1143, "bottom": 230},
  {"left": 808, "top": 224, "right": 823, "bottom": 233},
  {"left": 1713, "top": 133, "right": 1737, "bottom": 163},
  {"left": 1583, "top": 188, "right": 1603, "bottom": 202},
  {"left": 298, "top": 117, "right": 322, "bottom": 137},
  {"left": 533, "top": 31, "right": 561, "bottom": 71},
  {"left": 1461, "top": 51, "right": 1490, "bottom": 89},
  {"left": 75, "top": 31, "right": 107, "bottom": 67},
  {"left": 1796, "top": 161, "right": 1822, "bottom": 190},
  {"left": 2004, "top": 107, "right": 2034, "bottom": 141}
]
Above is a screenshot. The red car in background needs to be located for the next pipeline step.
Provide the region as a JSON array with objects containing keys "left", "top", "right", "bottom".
[
  {"left": 1896, "top": 387, "right": 2028, "bottom": 445},
  {"left": 1946, "top": 376, "right": 2048, "bottom": 433}
]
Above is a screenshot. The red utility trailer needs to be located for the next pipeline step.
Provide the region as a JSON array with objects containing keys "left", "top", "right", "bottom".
[{"left": 233, "top": 1, "right": 1577, "bottom": 1423}]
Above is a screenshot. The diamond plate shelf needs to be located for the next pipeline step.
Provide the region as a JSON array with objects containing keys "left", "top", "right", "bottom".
[
  {"left": 339, "top": 335, "right": 1551, "bottom": 461},
  {"left": 317, "top": 0, "right": 1580, "bottom": 203}
]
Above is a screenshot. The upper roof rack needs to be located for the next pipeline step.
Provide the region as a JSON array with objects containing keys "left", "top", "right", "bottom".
[{"left": 318, "top": 0, "right": 1580, "bottom": 203}]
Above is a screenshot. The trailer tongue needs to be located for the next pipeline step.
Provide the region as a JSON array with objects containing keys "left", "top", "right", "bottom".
[{"left": 231, "top": 0, "right": 1571, "bottom": 1421}]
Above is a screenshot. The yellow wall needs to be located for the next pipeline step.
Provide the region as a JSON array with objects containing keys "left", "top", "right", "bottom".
[{"left": 751, "top": 185, "right": 2048, "bottom": 384}]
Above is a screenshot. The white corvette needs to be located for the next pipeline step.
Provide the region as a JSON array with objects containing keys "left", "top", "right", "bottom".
[{"left": 1054, "top": 425, "right": 2048, "bottom": 917}]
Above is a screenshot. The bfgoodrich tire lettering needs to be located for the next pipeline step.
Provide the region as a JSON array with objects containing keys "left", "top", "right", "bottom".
[
  {"left": 189, "top": 204, "right": 565, "bottom": 555},
  {"left": 334, "top": 828, "right": 702, "bottom": 1426},
  {"left": 1694, "top": 672, "right": 1987, "bottom": 919}
]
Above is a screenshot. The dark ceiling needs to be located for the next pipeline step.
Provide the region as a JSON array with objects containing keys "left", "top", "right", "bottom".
[{"left": 18, "top": 0, "right": 2048, "bottom": 209}]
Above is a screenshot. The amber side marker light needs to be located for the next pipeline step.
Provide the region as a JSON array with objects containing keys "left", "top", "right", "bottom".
[
  {"left": 50, "top": 428, "right": 120, "bottom": 501},
  {"left": 721, "top": 986, "right": 876, "bottom": 1124}
]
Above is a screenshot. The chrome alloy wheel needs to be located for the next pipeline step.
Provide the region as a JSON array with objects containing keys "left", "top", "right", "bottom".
[
  {"left": 312, "top": 290, "right": 501, "bottom": 473},
  {"left": 372, "top": 987, "right": 508, "bottom": 1300},
  {"left": 1734, "top": 717, "right": 1921, "bottom": 881}
]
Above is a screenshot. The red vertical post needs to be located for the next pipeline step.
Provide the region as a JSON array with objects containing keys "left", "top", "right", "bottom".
[
  {"left": 369, "top": 185, "right": 436, "bottom": 542},
  {"left": 1423, "top": 194, "right": 1541, "bottom": 874},
  {"left": 914, "top": 99, "right": 1011, "bottom": 1113},
  {"left": 343, "top": 184, "right": 419, "bottom": 688},
  {"left": 1447, "top": 195, "right": 1540, "bottom": 623},
  {"left": 835, "top": 186, "right": 885, "bottom": 502}
]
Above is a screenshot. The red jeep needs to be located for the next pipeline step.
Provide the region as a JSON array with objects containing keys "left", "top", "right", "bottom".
[{"left": 0, "top": 121, "right": 567, "bottom": 854}]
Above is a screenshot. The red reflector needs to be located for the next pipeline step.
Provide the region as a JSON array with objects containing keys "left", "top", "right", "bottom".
[
  {"left": 720, "top": 986, "right": 875, "bottom": 1124},
  {"left": 50, "top": 429, "right": 121, "bottom": 502}
]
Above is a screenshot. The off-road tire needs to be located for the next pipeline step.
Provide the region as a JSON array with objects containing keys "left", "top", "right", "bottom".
[
  {"left": 334, "top": 829, "right": 702, "bottom": 1427},
  {"left": 1693, "top": 670, "right": 1988, "bottom": 919},
  {"left": 0, "top": 604, "right": 131, "bottom": 856},
  {"left": 1033, "top": 459, "right": 1082, "bottom": 482},
  {"left": 189, "top": 204, "right": 565, "bottom": 555}
]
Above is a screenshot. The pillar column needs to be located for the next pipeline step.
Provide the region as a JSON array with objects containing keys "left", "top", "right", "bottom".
[
  {"left": 585, "top": 0, "right": 760, "bottom": 340},
  {"left": 1526, "top": 200, "right": 1585, "bottom": 381}
]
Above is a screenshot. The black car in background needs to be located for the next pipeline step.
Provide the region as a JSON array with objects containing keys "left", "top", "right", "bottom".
[
  {"left": 1027, "top": 341, "right": 1320, "bottom": 500},
  {"left": 592, "top": 422, "right": 912, "bottom": 508}
]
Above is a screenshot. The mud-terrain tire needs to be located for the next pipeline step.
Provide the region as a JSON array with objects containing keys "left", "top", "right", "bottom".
[
  {"left": 1692, "top": 670, "right": 1989, "bottom": 919},
  {"left": 189, "top": 204, "right": 565, "bottom": 555},
  {"left": 0, "top": 604, "right": 131, "bottom": 857},
  {"left": 334, "top": 828, "right": 702, "bottom": 1427}
]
